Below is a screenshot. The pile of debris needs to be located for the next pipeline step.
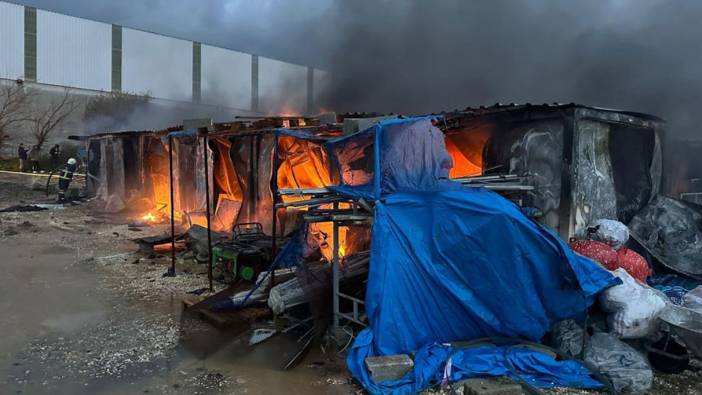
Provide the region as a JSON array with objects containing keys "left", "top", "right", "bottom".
[{"left": 80, "top": 107, "right": 702, "bottom": 394}]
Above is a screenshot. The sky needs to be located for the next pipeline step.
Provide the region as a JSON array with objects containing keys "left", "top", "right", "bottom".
[{"left": 7, "top": 0, "right": 702, "bottom": 139}]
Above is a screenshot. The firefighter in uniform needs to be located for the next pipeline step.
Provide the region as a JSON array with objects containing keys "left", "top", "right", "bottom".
[{"left": 57, "top": 158, "right": 78, "bottom": 202}]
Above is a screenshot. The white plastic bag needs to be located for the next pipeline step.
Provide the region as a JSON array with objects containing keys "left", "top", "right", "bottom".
[
  {"left": 599, "top": 269, "right": 667, "bottom": 338},
  {"left": 683, "top": 286, "right": 702, "bottom": 313},
  {"left": 589, "top": 219, "right": 629, "bottom": 250},
  {"left": 584, "top": 332, "right": 653, "bottom": 394}
]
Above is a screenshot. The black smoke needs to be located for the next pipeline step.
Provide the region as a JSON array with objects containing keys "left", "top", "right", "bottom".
[
  {"left": 13, "top": 0, "right": 702, "bottom": 139},
  {"left": 319, "top": 1, "right": 702, "bottom": 141}
]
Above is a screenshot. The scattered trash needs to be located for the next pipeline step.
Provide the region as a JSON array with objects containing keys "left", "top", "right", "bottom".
[
  {"left": 615, "top": 247, "right": 652, "bottom": 282},
  {"left": 600, "top": 269, "right": 667, "bottom": 339},
  {"left": 570, "top": 240, "right": 651, "bottom": 282},
  {"left": 569, "top": 239, "right": 618, "bottom": 268},
  {"left": 684, "top": 286, "right": 702, "bottom": 313},
  {"left": 95, "top": 252, "right": 132, "bottom": 265},
  {"left": 550, "top": 319, "right": 585, "bottom": 358},
  {"left": 283, "top": 333, "right": 314, "bottom": 371},
  {"left": 248, "top": 328, "right": 277, "bottom": 346},
  {"left": 649, "top": 273, "right": 702, "bottom": 305},
  {"left": 588, "top": 218, "right": 629, "bottom": 250},
  {"left": 629, "top": 196, "right": 702, "bottom": 279},
  {"left": 646, "top": 334, "right": 690, "bottom": 374},
  {"left": 187, "top": 287, "right": 208, "bottom": 295},
  {"left": 0, "top": 204, "right": 48, "bottom": 213},
  {"left": 583, "top": 332, "right": 653, "bottom": 393},
  {"left": 658, "top": 285, "right": 688, "bottom": 305},
  {"left": 659, "top": 304, "right": 702, "bottom": 359}
]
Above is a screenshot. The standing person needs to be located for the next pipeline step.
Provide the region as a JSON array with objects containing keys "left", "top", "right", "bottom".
[
  {"left": 17, "top": 143, "right": 28, "bottom": 172},
  {"left": 49, "top": 144, "right": 61, "bottom": 170},
  {"left": 57, "top": 158, "right": 77, "bottom": 202},
  {"left": 28, "top": 145, "right": 41, "bottom": 173}
]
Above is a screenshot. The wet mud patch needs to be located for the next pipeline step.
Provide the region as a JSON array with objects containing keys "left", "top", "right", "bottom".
[
  {"left": 5, "top": 310, "right": 180, "bottom": 391},
  {"left": 40, "top": 245, "right": 75, "bottom": 255}
]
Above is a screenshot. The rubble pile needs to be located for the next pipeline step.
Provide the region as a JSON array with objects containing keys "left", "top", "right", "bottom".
[{"left": 48, "top": 105, "right": 702, "bottom": 394}]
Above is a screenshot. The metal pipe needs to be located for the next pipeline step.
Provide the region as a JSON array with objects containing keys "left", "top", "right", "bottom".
[
  {"left": 332, "top": 201, "right": 340, "bottom": 331},
  {"left": 270, "top": 134, "right": 279, "bottom": 290},
  {"left": 168, "top": 135, "right": 176, "bottom": 275},
  {"left": 203, "top": 132, "right": 214, "bottom": 292}
]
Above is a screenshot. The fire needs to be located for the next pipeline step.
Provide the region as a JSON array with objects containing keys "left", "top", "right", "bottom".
[
  {"left": 142, "top": 212, "right": 157, "bottom": 222},
  {"left": 445, "top": 127, "right": 492, "bottom": 178}
]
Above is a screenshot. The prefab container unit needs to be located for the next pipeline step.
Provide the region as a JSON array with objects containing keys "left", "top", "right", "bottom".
[{"left": 439, "top": 103, "right": 664, "bottom": 240}]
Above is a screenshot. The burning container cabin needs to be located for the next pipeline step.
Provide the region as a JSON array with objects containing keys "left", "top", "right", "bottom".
[
  {"left": 439, "top": 103, "right": 664, "bottom": 239},
  {"left": 71, "top": 104, "right": 671, "bottom": 272},
  {"left": 70, "top": 116, "right": 375, "bottom": 285},
  {"left": 439, "top": 103, "right": 702, "bottom": 280}
]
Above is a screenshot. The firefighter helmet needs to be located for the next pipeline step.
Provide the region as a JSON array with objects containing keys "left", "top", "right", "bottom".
[{"left": 67, "top": 158, "right": 77, "bottom": 165}]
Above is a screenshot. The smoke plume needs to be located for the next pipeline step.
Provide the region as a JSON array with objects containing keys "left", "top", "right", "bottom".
[
  {"left": 16, "top": 0, "right": 702, "bottom": 139},
  {"left": 319, "top": 1, "right": 702, "bottom": 141}
]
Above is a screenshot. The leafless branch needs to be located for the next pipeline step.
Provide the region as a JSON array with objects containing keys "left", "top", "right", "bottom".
[
  {"left": 30, "top": 89, "right": 80, "bottom": 149},
  {"left": 0, "top": 83, "right": 34, "bottom": 149}
]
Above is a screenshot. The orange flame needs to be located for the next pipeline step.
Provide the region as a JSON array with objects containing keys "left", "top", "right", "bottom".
[{"left": 142, "top": 212, "right": 157, "bottom": 222}]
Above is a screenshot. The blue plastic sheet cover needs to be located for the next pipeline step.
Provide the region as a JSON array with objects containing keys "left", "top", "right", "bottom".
[
  {"left": 271, "top": 224, "right": 307, "bottom": 268},
  {"left": 326, "top": 117, "right": 452, "bottom": 199},
  {"left": 348, "top": 339, "right": 603, "bottom": 395},
  {"left": 348, "top": 188, "right": 617, "bottom": 394}
]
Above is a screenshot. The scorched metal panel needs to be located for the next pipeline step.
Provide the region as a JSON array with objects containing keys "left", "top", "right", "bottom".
[
  {"left": 36, "top": 10, "right": 111, "bottom": 91},
  {"left": 201, "top": 45, "right": 251, "bottom": 110},
  {"left": 0, "top": 1, "right": 24, "bottom": 80},
  {"left": 258, "top": 57, "right": 307, "bottom": 115},
  {"left": 122, "top": 28, "right": 192, "bottom": 101}
]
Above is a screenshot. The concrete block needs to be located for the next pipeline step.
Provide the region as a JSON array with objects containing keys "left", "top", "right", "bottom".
[
  {"left": 365, "top": 354, "right": 413, "bottom": 383},
  {"left": 463, "top": 377, "right": 523, "bottom": 395}
]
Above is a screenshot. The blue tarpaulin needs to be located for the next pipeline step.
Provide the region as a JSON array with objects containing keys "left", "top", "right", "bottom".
[
  {"left": 294, "top": 117, "right": 617, "bottom": 393},
  {"left": 327, "top": 117, "right": 453, "bottom": 199},
  {"left": 349, "top": 340, "right": 604, "bottom": 394},
  {"left": 345, "top": 189, "right": 617, "bottom": 394}
]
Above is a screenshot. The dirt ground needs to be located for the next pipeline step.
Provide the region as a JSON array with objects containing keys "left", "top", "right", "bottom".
[
  {"left": 2, "top": 173, "right": 702, "bottom": 395},
  {"left": 0, "top": 173, "right": 356, "bottom": 395}
]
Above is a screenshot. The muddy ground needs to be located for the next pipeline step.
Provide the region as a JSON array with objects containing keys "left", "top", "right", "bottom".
[
  {"left": 1, "top": 173, "right": 702, "bottom": 395},
  {"left": 0, "top": 173, "right": 356, "bottom": 395}
]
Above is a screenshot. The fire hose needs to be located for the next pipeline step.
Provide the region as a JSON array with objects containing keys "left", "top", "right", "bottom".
[{"left": 44, "top": 168, "right": 95, "bottom": 196}]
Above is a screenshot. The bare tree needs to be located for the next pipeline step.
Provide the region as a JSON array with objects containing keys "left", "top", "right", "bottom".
[
  {"left": 83, "top": 90, "right": 150, "bottom": 132},
  {"left": 0, "top": 82, "right": 33, "bottom": 154},
  {"left": 30, "top": 89, "right": 80, "bottom": 150}
]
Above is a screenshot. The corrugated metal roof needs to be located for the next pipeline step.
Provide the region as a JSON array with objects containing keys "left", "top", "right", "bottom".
[{"left": 438, "top": 102, "right": 666, "bottom": 123}]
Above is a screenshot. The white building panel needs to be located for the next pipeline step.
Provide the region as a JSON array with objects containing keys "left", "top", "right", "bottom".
[
  {"left": 201, "top": 45, "right": 251, "bottom": 110},
  {"left": 313, "top": 69, "right": 332, "bottom": 111},
  {"left": 0, "top": 1, "right": 24, "bottom": 80},
  {"left": 37, "top": 10, "right": 111, "bottom": 91},
  {"left": 122, "top": 28, "right": 191, "bottom": 101},
  {"left": 258, "top": 57, "right": 307, "bottom": 114}
]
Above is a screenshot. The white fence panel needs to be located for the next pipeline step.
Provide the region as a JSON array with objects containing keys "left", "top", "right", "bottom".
[
  {"left": 201, "top": 45, "right": 251, "bottom": 110},
  {"left": 0, "top": 2, "right": 24, "bottom": 80},
  {"left": 37, "top": 10, "right": 111, "bottom": 90},
  {"left": 122, "top": 28, "right": 191, "bottom": 101}
]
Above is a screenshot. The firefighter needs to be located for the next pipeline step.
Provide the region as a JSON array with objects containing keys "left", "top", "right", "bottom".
[
  {"left": 49, "top": 144, "right": 61, "bottom": 170},
  {"left": 57, "top": 158, "right": 78, "bottom": 202},
  {"left": 17, "top": 143, "right": 28, "bottom": 172}
]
